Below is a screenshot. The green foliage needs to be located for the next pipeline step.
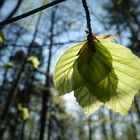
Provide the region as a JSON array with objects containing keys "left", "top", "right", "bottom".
[
  {"left": 28, "top": 56, "right": 40, "bottom": 69},
  {"left": 54, "top": 42, "right": 85, "bottom": 95},
  {"left": 17, "top": 104, "right": 29, "bottom": 120},
  {"left": 0, "top": 31, "right": 5, "bottom": 44},
  {"left": 54, "top": 35, "right": 140, "bottom": 115},
  {"left": 77, "top": 41, "right": 112, "bottom": 87},
  {"left": 3, "top": 62, "right": 14, "bottom": 69},
  {"left": 75, "top": 86, "right": 102, "bottom": 114}
]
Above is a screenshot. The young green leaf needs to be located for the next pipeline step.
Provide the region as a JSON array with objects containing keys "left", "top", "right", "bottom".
[
  {"left": 53, "top": 42, "right": 85, "bottom": 95},
  {"left": 17, "top": 104, "right": 29, "bottom": 120},
  {"left": 0, "top": 31, "right": 5, "bottom": 44},
  {"left": 102, "top": 41, "right": 140, "bottom": 115},
  {"left": 3, "top": 62, "right": 14, "bottom": 69},
  {"left": 74, "top": 86, "right": 102, "bottom": 114},
  {"left": 77, "top": 41, "right": 112, "bottom": 87},
  {"left": 28, "top": 56, "right": 40, "bottom": 69}
]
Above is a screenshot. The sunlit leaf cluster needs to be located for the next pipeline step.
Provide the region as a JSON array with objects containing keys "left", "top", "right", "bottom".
[{"left": 54, "top": 35, "right": 140, "bottom": 115}]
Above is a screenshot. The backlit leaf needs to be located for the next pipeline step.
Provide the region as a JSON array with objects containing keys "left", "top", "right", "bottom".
[
  {"left": 74, "top": 86, "right": 102, "bottom": 114},
  {"left": 54, "top": 42, "right": 85, "bottom": 95},
  {"left": 102, "top": 41, "right": 140, "bottom": 115},
  {"left": 77, "top": 41, "right": 112, "bottom": 87},
  {"left": 28, "top": 56, "right": 40, "bottom": 69}
]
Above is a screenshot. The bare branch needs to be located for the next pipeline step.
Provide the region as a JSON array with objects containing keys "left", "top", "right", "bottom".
[{"left": 0, "top": 0, "right": 66, "bottom": 27}]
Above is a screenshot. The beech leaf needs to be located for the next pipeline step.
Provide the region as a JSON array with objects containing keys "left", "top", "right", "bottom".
[{"left": 53, "top": 42, "right": 85, "bottom": 95}]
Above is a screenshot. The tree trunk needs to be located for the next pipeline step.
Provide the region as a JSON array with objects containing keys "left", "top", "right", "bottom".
[
  {"left": 38, "top": 9, "right": 56, "bottom": 140},
  {"left": 88, "top": 116, "right": 92, "bottom": 140}
]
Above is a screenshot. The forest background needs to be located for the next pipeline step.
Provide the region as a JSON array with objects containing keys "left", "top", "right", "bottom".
[{"left": 0, "top": 0, "right": 140, "bottom": 140}]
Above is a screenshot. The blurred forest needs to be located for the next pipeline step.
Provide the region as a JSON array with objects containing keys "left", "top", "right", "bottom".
[{"left": 0, "top": 0, "right": 140, "bottom": 140}]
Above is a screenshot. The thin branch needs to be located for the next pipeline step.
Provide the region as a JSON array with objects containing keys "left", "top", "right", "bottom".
[
  {"left": 82, "top": 0, "right": 92, "bottom": 35},
  {"left": 0, "top": 0, "right": 66, "bottom": 27},
  {"left": 5, "top": 0, "right": 23, "bottom": 20},
  {"left": 2, "top": 40, "right": 81, "bottom": 48},
  {"left": 82, "top": 0, "right": 96, "bottom": 52}
]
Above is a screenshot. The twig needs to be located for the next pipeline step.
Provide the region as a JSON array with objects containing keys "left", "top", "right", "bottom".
[
  {"left": 0, "top": 0, "right": 66, "bottom": 27},
  {"left": 82, "top": 0, "right": 96, "bottom": 52},
  {"left": 2, "top": 40, "right": 81, "bottom": 48},
  {"left": 82, "top": 0, "right": 92, "bottom": 35}
]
